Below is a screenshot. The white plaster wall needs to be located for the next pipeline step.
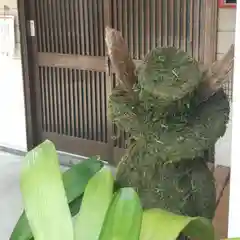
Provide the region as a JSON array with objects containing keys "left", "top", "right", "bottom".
[
  {"left": 215, "top": 105, "right": 232, "bottom": 167},
  {"left": 228, "top": 3, "right": 240, "bottom": 236},
  {"left": 0, "top": 56, "right": 27, "bottom": 151},
  {"left": 0, "top": 1, "right": 27, "bottom": 151},
  {"left": 215, "top": 8, "right": 236, "bottom": 167}
]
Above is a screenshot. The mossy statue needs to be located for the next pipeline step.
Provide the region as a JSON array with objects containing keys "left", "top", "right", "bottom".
[{"left": 105, "top": 27, "right": 234, "bottom": 223}]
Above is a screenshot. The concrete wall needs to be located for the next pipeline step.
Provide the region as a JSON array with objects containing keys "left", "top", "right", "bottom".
[
  {"left": 0, "top": 0, "right": 21, "bottom": 57},
  {"left": 0, "top": 1, "right": 27, "bottom": 151},
  {"left": 217, "top": 8, "right": 236, "bottom": 59},
  {"left": 215, "top": 8, "right": 236, "bottom": 167}
]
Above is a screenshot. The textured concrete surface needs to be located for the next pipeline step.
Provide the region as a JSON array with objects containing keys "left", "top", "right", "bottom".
[
  {"left": 0, "top": 151, "right": 70, "bottom": 239},
  {"left": 0, "top": 57, "right": 27, "bottom": 151},
  {"left": 0, "top": 151, "right": 23, "bottom": 240}
]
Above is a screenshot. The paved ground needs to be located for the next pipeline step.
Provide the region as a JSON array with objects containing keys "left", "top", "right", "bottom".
[
  {"left": 0, "top": 151, "right": 71, "bottom": 239},
  {"left": 0, "top": 151, "right": 23, "bottom": 240},
  {"left": 0, "top": 150, "right": 229, "bottom": 239}
]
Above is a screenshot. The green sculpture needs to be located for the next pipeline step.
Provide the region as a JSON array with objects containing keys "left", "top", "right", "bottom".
[{"left": 105, "top": 27, "right": 233, "bottom": 221}]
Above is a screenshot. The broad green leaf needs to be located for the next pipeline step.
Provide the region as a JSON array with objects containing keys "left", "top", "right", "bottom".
[
  {"left": 224, "top": 239, "right": 240, "bottom": 240},
  {"left": 20, "top": 140, "right": 74, "bottom": 240},
  {"left": 69, "top": 195, "right": 83, "bottom": 216},
  {"left": 10, "top": 216, "right": 31, "bottom": 240},
  {"left": 74, "top": 166, "right": 114, "bottom": 239},
  {"left": 100, "top": 187, "right": 142, "bottom": 240},
  {"left": 140, "top": 209, "right": 215, "bottom": 240},
  {"left": 63, "top": 156, "right": 103, "bottom": 203},
  {"left": 10, "top": 156, "right": 103, "bottom": 240}
]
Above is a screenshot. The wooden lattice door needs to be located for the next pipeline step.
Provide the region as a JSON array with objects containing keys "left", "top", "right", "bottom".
[
  {"left": 19, "top": 0, "right": 218, "bottom": 164},
  {"left": 25, "top": 0, "right": 115, "bottom": 160},
  {"left": 109, "top": 0, "right": 218, "bottom": 163}
]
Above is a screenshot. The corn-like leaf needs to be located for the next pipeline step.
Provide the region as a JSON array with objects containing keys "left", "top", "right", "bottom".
[
  {"left": 20, "top": 140, "right": 74, "bottom": 240},
  {"left": 100, "top": 187, "right": 143, "bottom": 240},
  {"left": 10, "top": 156, "right": 103, "bottom": 240},
  {"left": 140, "top": 209, "right": 215, "bottom": 240},
  {"left": 224, "top": 238, "right": 240, "bottom": 240},
  {"left": 10, "top": 216, "right": 31, "bottom": 240},
  {"left": 74, "top": 166, "right": 114, "bottom": 239}
]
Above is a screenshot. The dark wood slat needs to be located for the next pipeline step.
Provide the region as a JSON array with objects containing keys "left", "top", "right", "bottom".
[
  {"left": 93, "top": 0, "right": 100, "bottom": 56},
  {"left": 92, "top": 72, "right": 97, "bottom": 141},
  {"left": 70, "top": 1, "right": 76, "bottom": 54},
  {"left": 193, "top": 0, "right": 200, "bottom": 60},
  {"left": 73, "top": 69, "right": 80, "bottom": 137},
  {"left": 189, "top": 0, "right": 194, "bottom": 56},
  {"left": 56, "top": 68, "right": 63, "bottom": 134},
  {"left": 65, "top": 0, "right": 71, "bottom": 54},
  {"left": 82, "top": 71, "right": 88, "bottom": 139},
  {"left": 117, "top": 0, "right": 123, "bottom": 33},
  {"left": 87, "top": 71, "right": 93, "bottom": 140},
  {"left": 101, "top": 72, "right": 107, "bottom": 143},
  {"left": 69, "top": 69, "right": 75, "bottom": 137},
  {"left": 61, "top": 68, "right": 67, "bottom": 135},
  {"left": 157, "top": 0, "right": 163, "bottom": 47},
  {"left": 140, "top": 0, "right": 145, "bottom": 58},
  {"left": 214, "top": 165, "right": 230, "bottom": 206},
  {"left": 79, "top": 0, "right": 86, "bottom": 55},
  {"left": 175, "top": 0, "right": 181, "bottom": 48},
  {"left": 200, "top": 0, "right": 206, "bottom": 63},
  {"left": 52, "top": 0, "right": 59, "bottom": 53},
  {"left": 96, "top": 72, "right": 101, "bottom": 141},
  {"left": 129, "top": 0, "right": 134, "bottom": 55},
  {"left": 78, "top": 70, "right": 85, "bottom": 138},
  {"left": 39, "top": 67, "right": 46, "bottom": 131},
  {"left": 163, "top": 0, "right": 168, "bottom": 47},
  {"left": 123, "top": 0, "right": 128, "bottom": 52},
  {"left": 37, "top": 53, "right": 106, "bottom": 72},
  {"left": 65, "top": 69, "right": 71, "bottom": 135},
  {"left": 83, "top": 0, "right": 90, "bottom": 55},
  {"left": 60, "top": 0, "right": 67, "bottom": 54},
  {"left": 134, "top": 0, "right": 140, "bottom": 59},
  {"left": 169, "top": 0, "right": 174, "bottom": 47},
  {"left": 39, "top": 0, "right": 48, "bottom": 52},
  {"left": 48, "top": 0, "right": 54, "bottom": 52},
  {"left": 98, "top": 1, "right": 105, "bottom": 56},
  {"left": 56, "top": 0, "right": 63, "bottom": 53},
  {"left": 44, "top": 67, "right": 50, "bottom": 132},
  {"left": 48, "top": 67, "right": 55, "bottom": 132},
  {"left": 182, "top": 0, "right": 187, "bottom": 51},
  {"left": 74, "top": 0, "right": 80, "bottom": 54},
  {"left": 52, "top": 68, "right": 58, "bottom": 134},
  {"left": 35, "top": 0, "right": 42, "bottom": 52},
  {"left": 112, "top": 0, "right": 118, "bottom": 29},
  {"left": 88, "top": 0, "right": 95, "bottom": 56}
]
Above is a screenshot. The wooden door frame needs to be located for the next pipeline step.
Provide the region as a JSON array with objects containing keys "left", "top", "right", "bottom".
[{"left": 17, "top": 0, "right": 41, "bottom": 151}]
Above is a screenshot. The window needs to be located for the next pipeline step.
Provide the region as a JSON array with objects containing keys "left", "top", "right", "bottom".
[{"left": 219, "top": 0, "right": 237, "bottom": 8}]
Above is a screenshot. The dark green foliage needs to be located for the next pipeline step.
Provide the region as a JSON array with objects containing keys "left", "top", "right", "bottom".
[
  {"left": 137, "top": 47, "right": 202, "bottom": 105},
  {"left": 109, "top": 47, "right": 230, "bottom": 220}
]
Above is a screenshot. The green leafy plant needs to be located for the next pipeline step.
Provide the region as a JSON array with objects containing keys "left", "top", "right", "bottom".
[
  {"left": 10, "top": 141, "right": 103, "bottom": 240},
  {"left": 105, "top": 27, "right": 233, "bottom": 222},
  {"left": 11, "top": 140, "right": 219, "bottom": 240}
]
